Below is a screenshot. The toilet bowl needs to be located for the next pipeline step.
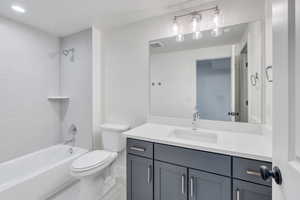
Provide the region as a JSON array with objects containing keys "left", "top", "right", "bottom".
[{"left": 70, "top": 123, "right": 129, "bottom": 200}]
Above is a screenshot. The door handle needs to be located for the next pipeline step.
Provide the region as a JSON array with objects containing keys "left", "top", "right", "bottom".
[
  {"left": 181, "top": 175, "right": 185, "bottom": 194},
  {"left": 236, "top": 189, "right": 240, "bottom": 200},
  {"left": 190, "top": 177, "right": 194, "bottom": 198},
  {"left": 260, "top": 165, "right": 282, "bottom": 185},
  {"left": 147, "top": 165, "right": 151, "bottom": 184}
]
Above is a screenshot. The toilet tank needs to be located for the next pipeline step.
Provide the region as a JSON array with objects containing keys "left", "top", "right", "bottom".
[{"left": 100, "top": 123, "right": 130, "bottom": 152}]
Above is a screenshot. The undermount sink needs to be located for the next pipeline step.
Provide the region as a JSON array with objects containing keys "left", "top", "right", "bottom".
[{"left": 168, "top": 129, "right": 218, "bottom": 144}]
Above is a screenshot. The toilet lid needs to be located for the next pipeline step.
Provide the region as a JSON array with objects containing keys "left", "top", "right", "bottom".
[{"left": 71, "top": 150, "right": 112, "bottom": 171}]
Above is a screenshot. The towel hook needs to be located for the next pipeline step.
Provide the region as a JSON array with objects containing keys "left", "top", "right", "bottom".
[
  {"left": 265, "top": 66, "right": 273, "bottom": 82},
  {"left": 250, "top": 72, "right": 259, "bottom": 86}
]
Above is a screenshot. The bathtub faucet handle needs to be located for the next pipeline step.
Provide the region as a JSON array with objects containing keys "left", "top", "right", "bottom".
[
  {"left": 70, "top": 124, "right": 78, "bottom": 135},
  {"left": 64, "top": 124, "right": 77, "bottom": 148}
]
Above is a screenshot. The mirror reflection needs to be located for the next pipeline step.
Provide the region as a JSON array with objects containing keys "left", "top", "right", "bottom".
[{"left": 150, "top": 21, "right": 264, "bottom": 124}]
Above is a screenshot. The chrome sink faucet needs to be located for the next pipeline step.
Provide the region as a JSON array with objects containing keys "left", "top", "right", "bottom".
[{"left": 192, "top": 111, "right": 201, "bottom": 130}]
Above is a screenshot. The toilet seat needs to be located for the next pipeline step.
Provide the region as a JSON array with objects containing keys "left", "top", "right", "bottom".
[{"left": 71, "top": 150, "right": 114, "bottom": 172}]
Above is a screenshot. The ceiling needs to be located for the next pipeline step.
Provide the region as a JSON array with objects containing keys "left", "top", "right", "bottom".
[
  {"left": 150, "top": 22, "right": 248, "bottom": 54},
  {"left": 0, "top": 0, "right": 217, "bottom": 36}
]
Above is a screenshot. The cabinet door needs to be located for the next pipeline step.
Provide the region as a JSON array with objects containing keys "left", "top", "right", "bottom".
[
  {"left": 233, "top": 180, "right": 272, "bottom": 200},
  {"left": 154, "top": 161, "right": 187, "bottom": 200},
  {"left": 127, "top": 154, "right": 153, "bottom": 200},
  {"left": 189, "top": 169, "right": 231, "bottom": 200}
]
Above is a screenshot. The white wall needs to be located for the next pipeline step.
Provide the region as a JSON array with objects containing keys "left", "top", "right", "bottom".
[
  {"left": 0, "top": 17, "right": 61, "bottom": 162},
  {"left": 150, "top": 45, "right": 232, "bottom": 118},
  {"left": 247, "top": 21, "right": 263, "bottom": 123},
  {"left": 60, "top": 29, "right": 93, "bottom": 150},
  {"left": 102, "top": 0, "right": 266, "bottom": 128}
]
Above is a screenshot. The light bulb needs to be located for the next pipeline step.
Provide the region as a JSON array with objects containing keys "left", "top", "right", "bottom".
[
  {"left": 211, "top": 27, "right": 223, "bottom": 37},
  {"left": 192, "top": 15, "right": 202, "bottom": 40},
  {"left": 193, "top": 31, "right": 202, "bottom": 40},
  {"left": 176, "top": 34, "right": 184, "bottom": 42},
  {"left": 214, "top": 9, "right": 220, "bottom": 28},
  {"left": 173, "top": 18, "right": 179, "bottom": 35},
  {"left": 192, "top": 16, "right": 198, "bottom": 33},
  {"left": 214, "top": 14, "right": 219, "bottom": 27}
]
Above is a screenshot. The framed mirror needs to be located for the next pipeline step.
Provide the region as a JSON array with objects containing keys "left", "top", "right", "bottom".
[{"left": 149, "top": 21, "right": 265, "bottom": 124}]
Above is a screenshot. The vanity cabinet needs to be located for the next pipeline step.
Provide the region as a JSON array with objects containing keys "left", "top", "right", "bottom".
[
  {"left": 154, "top": 161, "right": 187, "bottom": 200},
  {"left": 127, "top": 138, "right": 272, "bottom": 200},
  {"left": 127, "top": 154, "right": 153, "bottom": 200}
]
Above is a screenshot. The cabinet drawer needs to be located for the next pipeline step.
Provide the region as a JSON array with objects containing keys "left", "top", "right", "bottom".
[
  {"left": 233, "top": 157, "right": 272, "bottom": 186},
  {"left": 154, "top": 144, "right": 231, "bottom": 176},
  {"left": 127, "top": 139, "right": 153, "bottom": 158}
]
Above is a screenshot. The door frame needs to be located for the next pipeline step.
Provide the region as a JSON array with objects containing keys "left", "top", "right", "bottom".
[{"left": 273, "top": 0, "right": 300, "bottom": 199}]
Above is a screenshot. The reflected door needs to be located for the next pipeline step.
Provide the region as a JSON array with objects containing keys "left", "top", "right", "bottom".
[{"left": 196, "top": 57, "right": 231, "bottom": 121}]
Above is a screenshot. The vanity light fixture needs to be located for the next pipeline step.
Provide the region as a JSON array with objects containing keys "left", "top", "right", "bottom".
[
  {"left": 172, "top": 6, "right": 222, "bottom": 41},
  {"left": 192, "top": 14, "right": 202, "bottom": 40},
  {"left": 173, "top": 17, "right": 184, "bottom": 42},
  {"left": 11, "top": 4, "right": 26, "bottom": 13},
  {"left": 173, "top": 17, "right": 179, "bottom": 35},
  {"left": 211, "top": 7, "right": 223, "bottom": 37}
]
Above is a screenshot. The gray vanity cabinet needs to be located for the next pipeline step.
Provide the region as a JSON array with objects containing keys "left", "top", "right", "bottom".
[
  {"left": 189, "top": 169, "right": 231, "bottom": 200},
  {"left": 127, "top": 154, "right": 153, "bottom": 200},
  {"left": 154, "top": 161, "right": 188, "bottom": 200},
  {"left": 127, "top": 138, "right": 272, "bottom": 200},
  {"left": 233, "top": 180, "right": 272, "bottom": 200}
]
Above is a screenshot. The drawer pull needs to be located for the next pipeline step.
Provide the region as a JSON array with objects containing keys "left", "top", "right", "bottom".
[
  {"left": 246, "top": 170, "right": 261, "bottom": 177},
  {"left": 130, "top": 147, "right": 146, "bottom": 152},
  {"left": 181, "top": 175, "right": 185, "bottom": 194}
]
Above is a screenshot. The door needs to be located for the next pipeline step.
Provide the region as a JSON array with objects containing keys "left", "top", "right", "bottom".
[
  {"left": 233, "top": 180, "right": 271, "bottom": 200},
  {"left": 273, "top": 0, "right": 300, "bottom": 199},
  {"left": 154, "top": 161, "right": 187, "bottom": 200},
  {"left": 196, "top": 58, "right": 231, "bottom": 121},
  {"left": 189, "top": 169, "right": 231, "bottom": 200},
  {"left": 127, "top": 154, "right": 153, "bottom": 200}
]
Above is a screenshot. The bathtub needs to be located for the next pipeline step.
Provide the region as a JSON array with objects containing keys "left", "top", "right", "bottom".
[{"left": 0, "top": 145, "right": 87, "bottom": 199}]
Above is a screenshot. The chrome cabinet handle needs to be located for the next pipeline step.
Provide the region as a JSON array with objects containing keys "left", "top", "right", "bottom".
[
  {"left": 147, "top": 166, "right": 151, "bottom": 184},
  {"left": 236, "top": 189, "right": 240, "bottom": 200},
  {"left": 181, "top": 175, "right": 185, "bottom": 194},
  {"left": 130, "top": 147, "right": 146, "bottom": 152},
  {"left": 246, "top": 170, "right": 261, "bottom": 177},
  {"left": 190, "top": 177, "right": 194, "bottom": 198}
]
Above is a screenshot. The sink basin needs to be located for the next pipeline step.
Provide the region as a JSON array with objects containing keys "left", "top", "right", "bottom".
[{"left": 168, "top": 129, "right": 218, "bottom": 144}]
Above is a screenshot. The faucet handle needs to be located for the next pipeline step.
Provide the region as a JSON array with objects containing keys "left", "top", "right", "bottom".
[{"left": 69, "top": 124, "right": 77, "bottom": 135}]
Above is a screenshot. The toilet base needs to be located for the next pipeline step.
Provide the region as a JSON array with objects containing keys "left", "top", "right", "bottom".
[
  {"left": 77, "top": 167, "right": 115, "bottom": 200},
  {"left": 78, "top": 176, "right": 101, "bottom": 200}
]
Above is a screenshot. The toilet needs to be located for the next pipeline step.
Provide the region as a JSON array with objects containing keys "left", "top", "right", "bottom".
[{"left": 71, "top": 123, "right": 130, "bottom": 200}]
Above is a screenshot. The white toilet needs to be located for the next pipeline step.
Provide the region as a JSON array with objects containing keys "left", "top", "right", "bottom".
[{"left": 71, "top": 123, "right": 129, "bottom": 200}]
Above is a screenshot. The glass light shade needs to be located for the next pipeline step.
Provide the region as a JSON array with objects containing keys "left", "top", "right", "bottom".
[
  {"left": 173, "top": 20, "right": 179, "bottom": 35},
  {"left": 211, "top": 27, "right": 223, "bottom": 37},
  {"left": 193, "top": 31, "right": 203, "bottom": 40},
  {"left": 176, "top": 34, "right": 184, "bottom": 42}
]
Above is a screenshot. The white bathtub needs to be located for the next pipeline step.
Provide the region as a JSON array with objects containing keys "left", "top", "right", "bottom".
[{"left": 0, "top": 145, "right": 87, "bottom": 199}]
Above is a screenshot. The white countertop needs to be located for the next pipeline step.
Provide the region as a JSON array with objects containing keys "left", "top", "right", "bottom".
[{"left": 123, "top": 123, "right": 272, "bottom": 162}]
